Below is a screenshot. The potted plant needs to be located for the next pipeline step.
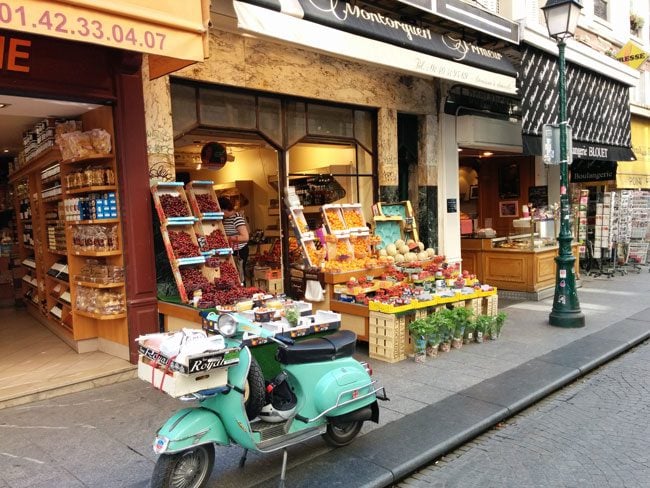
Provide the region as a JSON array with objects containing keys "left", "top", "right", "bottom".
[
  {"left": 449, "top": 306, "right": 474, "bottom": 348},
  {"left": 490, "top": 311, "right": 507, "bottom": 340},
  {"left": 408, "top": 317, "right": 431, "bottom": 363},
  {"left": 474, "top": 314, "right": 493, "bottom": 343},
  {"left": 434, "top": 309, "right": 454, "bottom": 352},
  {"left": 630, "top": 13, "right": 645, "bottom": 34},
  {"left": 424, "top": 315, "right": 441, "bottom": 358}
]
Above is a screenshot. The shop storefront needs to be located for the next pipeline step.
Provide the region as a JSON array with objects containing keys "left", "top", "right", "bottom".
[
  {"left": 458, "top": 43, "right": 638, "bottom": 297},
  {"left": 142, "top": 0, "right": 519, "bottom": 347},
  {"left": 0, "top": 1, "right": 210, "bottom": 404}
]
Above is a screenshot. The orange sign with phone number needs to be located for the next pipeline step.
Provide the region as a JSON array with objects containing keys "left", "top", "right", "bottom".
[{"left": 0, "top": 0, "right": 207, "bottom": 62}]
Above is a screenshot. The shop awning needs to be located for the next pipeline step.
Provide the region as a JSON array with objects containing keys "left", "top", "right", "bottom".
[
  {"left": 231, "top": 0, "right": 518, "bottom": 95},
  {"left": 521, "top": 45, "right": 635, "bottom": 161},
  {"left": 617, "top": 117, "right": 650, "bottom": 188},
  {"left": 3, "top": 0, "right": 210, "bottom": 62},
  {"left": 523, "top": 135, "right": 636, "bottom": 162}
]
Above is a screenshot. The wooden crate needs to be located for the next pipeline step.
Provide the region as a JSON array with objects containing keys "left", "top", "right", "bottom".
[
  {"left": 368, "top": 311, "right": 413, "bottom": 363},
  {"left": 483, "top": 294, "right": 498, "bottom": 316},
  {"left": 414, "top": 307, "right": 429, "bottom": 320},
  {"left": 151, "top": 182, "right": 192, "bottom": 223},
  {"left": 467, "top": 298, "right": 482, "bottom": 315},
  {"left": 185, "top": 180, "right": 221, "bottom": 218}
]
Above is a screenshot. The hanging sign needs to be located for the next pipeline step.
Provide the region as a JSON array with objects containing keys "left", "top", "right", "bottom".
[
  {"left": 542, "top": 124, "right": 573, "bottom": 165},
  {"left": 0, "top": 0, "right": 208, "bottom": 62},
  {"left": 615, "top": 41, "right": 648, "bottom": 70}
]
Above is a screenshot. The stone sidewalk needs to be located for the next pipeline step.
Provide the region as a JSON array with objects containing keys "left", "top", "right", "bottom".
[{"left": 1, "top": 270, "right": 649, "bottom": 488}]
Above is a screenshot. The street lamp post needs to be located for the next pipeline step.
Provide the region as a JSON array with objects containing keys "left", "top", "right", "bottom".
[{"left": 542, "top": 0, "right": 585, "bottom": 328}]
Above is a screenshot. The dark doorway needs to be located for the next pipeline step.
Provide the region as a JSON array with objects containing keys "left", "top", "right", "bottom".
[{"left": 397, "top": 114, "right": 419, "bottom": 202}]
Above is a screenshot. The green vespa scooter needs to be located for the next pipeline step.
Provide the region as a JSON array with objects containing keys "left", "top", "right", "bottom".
[{"left": 149, "top": 312, "right": 387, "bottom": 488}]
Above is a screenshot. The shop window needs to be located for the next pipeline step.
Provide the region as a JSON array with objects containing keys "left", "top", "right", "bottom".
[
  {"left": 594, "top": 0, "right": 608, "bottom": 21},
  {"left": 199, "top": 89, "right": 256, "bottom": 129},
  {"left": 258, "top": 97, "right": 282, "bottom": 145},
  {"left": 354, "top": 110, "right": 374, "bottom": 152},
  {"left": 307, "top": 104, "right": 354, "bottom": 138},
  {"left": 171, "top": 83, "right": 198, "bottom": 137},
  {"left": 287, "top": 101, "right": 307, "bottom": 147}
]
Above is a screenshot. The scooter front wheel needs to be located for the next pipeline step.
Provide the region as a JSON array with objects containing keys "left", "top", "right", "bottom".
[
  {"left": 150, "top": 444, "right": 215, "bottom": 488},
  {"left": 322, "top": 420, "right": 363, "bottom": 447}
]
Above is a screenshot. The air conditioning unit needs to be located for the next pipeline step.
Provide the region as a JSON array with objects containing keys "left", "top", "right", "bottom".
[{"left": 457, "top": 115, "right": 523, "bottom": 153}]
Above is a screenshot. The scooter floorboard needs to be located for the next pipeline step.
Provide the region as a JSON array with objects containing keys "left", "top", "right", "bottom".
[{"left": 251, "top": 419, "right": 325, "bottom": 452}]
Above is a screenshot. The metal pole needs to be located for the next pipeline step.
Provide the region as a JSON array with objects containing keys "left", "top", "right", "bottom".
[{"left": 549, "top": 39, "right": 585, "bottom": 328}]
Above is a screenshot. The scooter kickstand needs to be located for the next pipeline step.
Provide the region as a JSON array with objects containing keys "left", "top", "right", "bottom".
[
  {"left": 278, "top": 448, "right": 288, "bottom": 488},
  {"left": 239, "top": 448, "right": 248, "bottom": 468}
]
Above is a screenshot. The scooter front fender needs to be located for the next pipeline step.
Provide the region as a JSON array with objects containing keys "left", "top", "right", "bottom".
[{"left": 153, "top": 407, "right": 228, "bottom": 454}]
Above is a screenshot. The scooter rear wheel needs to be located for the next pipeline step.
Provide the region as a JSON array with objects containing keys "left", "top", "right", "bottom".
[
  {"left": 322, "top": 420, "right": 363, "bottom": 447},
  {"left": 150, "top": 444, "right": 215, "bottom": 488}
]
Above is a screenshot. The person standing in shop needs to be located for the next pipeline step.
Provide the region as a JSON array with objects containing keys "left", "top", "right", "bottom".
[{"left": 218, "top": 196, "right": 249, "bottom": 285}]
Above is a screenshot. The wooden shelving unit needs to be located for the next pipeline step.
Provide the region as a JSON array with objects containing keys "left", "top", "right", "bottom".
[{"left": 8, "top": 107, "right": 128, "bottom": 357}]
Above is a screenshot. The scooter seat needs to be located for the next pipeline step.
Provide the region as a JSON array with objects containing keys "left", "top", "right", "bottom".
[{"left": 277, "top": 330, "right": 357, "bottom": 365}]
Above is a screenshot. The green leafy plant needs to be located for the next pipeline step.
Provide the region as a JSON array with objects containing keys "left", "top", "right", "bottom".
[
  {"left": 474, "top": 314, "right": 494, "bottom": 336},
  {"left": 449, "top": 306, "right": 474, "bottom": 339},
  {"left": 408, "top": 317, "right": 432, "bottom": 339},
  {"left": 492, "top": 311, "right": 507, "bottom": 338},
  {"left": 432, "top": 308, "right": 455, "bottom": 344}
]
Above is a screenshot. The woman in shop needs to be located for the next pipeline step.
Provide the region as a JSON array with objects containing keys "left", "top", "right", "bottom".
[{"left": 218, "top": 196, "right": 250, "bottom": 285}]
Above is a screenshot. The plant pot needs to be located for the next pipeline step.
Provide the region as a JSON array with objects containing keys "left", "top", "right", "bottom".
[
  {"left": 426, "top": 343, "right": 439, "bottom": 358},
  {"left": 490, "top": 331, "right": 499, "bottom": 340},
  {"left": 452, "top": 337, "right": 463, "bottom": 349},
  {"left": 414, "top": 351, "right": 426, "bottom": 364},
  {"left": 463, "top": 331, "right": 474, "bottom": 344},
  {"left": 414, "top": 337, "right": 428, "bottom": 354},
  {"left": 440, "top": 341, "right": 451, "bottom": 353},
  {"left": 475, "top": 331, "right": 484, "bottom": 343}
]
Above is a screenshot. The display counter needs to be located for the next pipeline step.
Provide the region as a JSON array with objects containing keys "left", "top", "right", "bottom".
[{"left": 461, "top": 236, "right": 580, "bottom": 294}]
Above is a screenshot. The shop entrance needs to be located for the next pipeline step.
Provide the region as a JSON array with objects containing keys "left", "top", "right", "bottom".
[
  {"left": 164, "top": 82, "right": 377, "bottom": 302},
  {"left": 0, "top": 94, "right": 134, "bottom": 406}
]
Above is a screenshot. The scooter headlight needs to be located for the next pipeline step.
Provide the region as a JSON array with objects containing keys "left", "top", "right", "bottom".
[{"left": 217, "top": 313, "right": 238, "bottom": 337}]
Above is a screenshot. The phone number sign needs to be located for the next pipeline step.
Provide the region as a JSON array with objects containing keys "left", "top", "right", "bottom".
[{"left": 0, "top": 0, "right": 206, "bottom": 61}]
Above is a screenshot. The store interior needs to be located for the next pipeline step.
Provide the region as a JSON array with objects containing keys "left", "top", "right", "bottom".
[
  {"left": 157, "top": 127, "right": 374, "bottom": 294},
  {"left": 0, "top": 95, "right": 132, "bottom": 407}
]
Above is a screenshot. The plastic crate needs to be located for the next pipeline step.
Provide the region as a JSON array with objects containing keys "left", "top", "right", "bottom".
[{"left": 368, "top": 311, "right": 413, "bottom": 363}]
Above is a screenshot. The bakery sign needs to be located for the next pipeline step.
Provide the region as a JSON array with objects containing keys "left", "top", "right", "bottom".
[{"left": 237, "top": 0, "right": 516, "bottom": 76}]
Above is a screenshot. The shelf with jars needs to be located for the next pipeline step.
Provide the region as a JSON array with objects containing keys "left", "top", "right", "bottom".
[{"left": 9, "top": 107, "right": 128, "bottom": 357}]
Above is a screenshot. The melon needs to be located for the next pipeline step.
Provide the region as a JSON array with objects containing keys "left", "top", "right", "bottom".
[
  {"left": 386, "top": 243, "right": 397, "bottom": 256},
  {"left": 394, "top": 254, "right": 405, "bottom": 263},
  {"left": 399, "top": 244, "right": 410, "bottom": 255}
]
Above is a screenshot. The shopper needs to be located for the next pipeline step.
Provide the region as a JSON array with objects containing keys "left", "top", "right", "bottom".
[{"left": 218, "top": 196, "right": 249, "bottom": 285}]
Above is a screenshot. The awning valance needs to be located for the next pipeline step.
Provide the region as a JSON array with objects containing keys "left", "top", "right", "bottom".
[
  {"left": 523, "top": 135, "right": 636, "bottom": 162},
  {"left": 232, "top": 0, "right": 517, "bottom": 94},
  {"left": 521, "top": 45, "right": 634, "bottom": 159},
  {"left": 2, "top": 0, "right": 210, "bottom": 62}
]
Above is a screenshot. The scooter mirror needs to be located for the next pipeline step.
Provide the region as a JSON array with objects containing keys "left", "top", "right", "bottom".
[{"left": 217, "top": 314, "right": 238, "bottom": 337}]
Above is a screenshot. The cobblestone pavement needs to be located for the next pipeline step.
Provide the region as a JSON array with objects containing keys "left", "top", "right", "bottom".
[{"left": 395, "top": 340, "right": 650, "bottom": 488}]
